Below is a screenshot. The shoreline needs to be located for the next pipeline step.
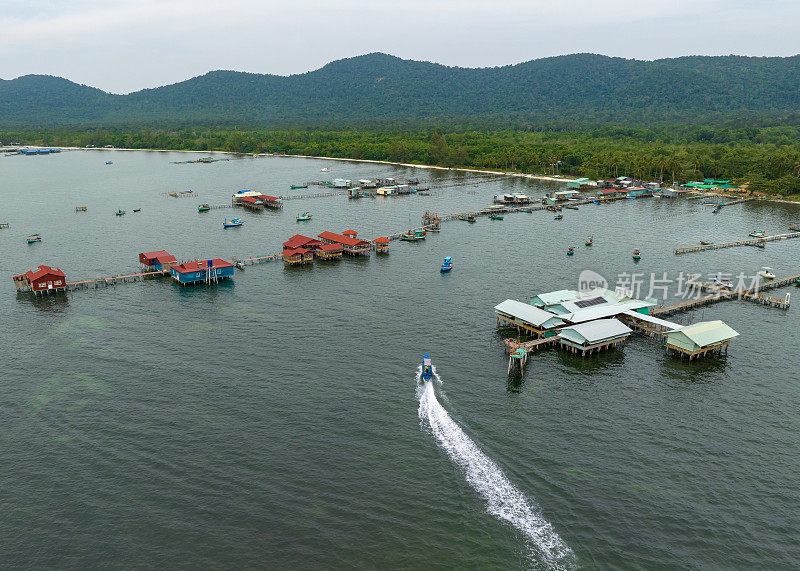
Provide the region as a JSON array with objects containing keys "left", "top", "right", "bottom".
[
  {"left": 4, "top": 145, "right": 578, "bottom": 184},
  {"left": 6, "top": 145, "right": 800, "bottom": 205}
]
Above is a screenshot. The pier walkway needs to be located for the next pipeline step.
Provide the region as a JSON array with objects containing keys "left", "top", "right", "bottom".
[{"left": 674, "top": 232, "right": 800, "bottom": 255}]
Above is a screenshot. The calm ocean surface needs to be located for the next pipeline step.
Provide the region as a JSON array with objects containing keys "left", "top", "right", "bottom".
[{"left": 1, "top": 150, "right": 798, "bottom": 568}]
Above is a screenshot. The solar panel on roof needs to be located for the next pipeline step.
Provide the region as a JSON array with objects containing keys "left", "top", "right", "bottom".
[{"left": 574, "top": 296, "right": 606, "bottom": 309}]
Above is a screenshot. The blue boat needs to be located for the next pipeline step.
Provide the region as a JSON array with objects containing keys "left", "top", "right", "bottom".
[
  {"left": 441, "top": 256, "right": 452, "bottom": 272},
  {"left": 223, "top": 217, "right": 244, "bottom": 228},
  {"left": 421, "top": 354, "right": 433, "bottom": 381}
]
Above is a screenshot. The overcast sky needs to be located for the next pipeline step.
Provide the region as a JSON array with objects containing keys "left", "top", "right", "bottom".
[{"left": 1, "top": 0, "right": 799, "bottom": 93}]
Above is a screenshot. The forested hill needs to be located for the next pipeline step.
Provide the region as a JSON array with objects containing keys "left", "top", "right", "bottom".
[{"left": 3, "top": 53, "right": 800, "bottom": 127}]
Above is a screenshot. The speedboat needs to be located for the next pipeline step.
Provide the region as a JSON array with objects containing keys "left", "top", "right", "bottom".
[
  {"left": 297, "top": 211, "right": 312, "bottom": 221},
  {"left": 749, "top": 230, "right": 766, "bottom": 238},
  {"left": 633, "top": 249, "right": 641, "bottom": 260},
  {"left": 223, "top": 217, "right": 244, "bottom": 228},
  {"left": 198, "top": 204, "right": 211, "bottom": 212},
  {"left": 713, "top": 273, "right": 733, "bottom": 289},
  {"left": 421, "top": 354, "right": 433, "bottom": 381},
  {"left": 758, "top": 266, "right": 775, "bottom": 280},
  {"left": 441, "top": 257, "right": 452, "bottom": 272}
]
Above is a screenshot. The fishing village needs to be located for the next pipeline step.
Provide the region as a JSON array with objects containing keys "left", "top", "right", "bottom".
[{"left": 7, "top": 151, "right": 800, "bottom": 379}]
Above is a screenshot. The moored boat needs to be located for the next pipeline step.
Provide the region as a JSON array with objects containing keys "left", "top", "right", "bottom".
[
  {"left": 290, "top": 184, "right": 308, "bottom": 189},
  {"left": 198, "top": 204, "right": 211, "bottom": 212},
  {"left": 400, "top": 231, "right": 421, "bottom": 241},
  {"left": 713, "top": 273, "right": 733, "bottom": 289},
  {"left": 700, "top": 240, "right": 713, "bottom": 245},
  {"left": 440, "top": 256, "right": 452, "bottom": 272},
  {"left": 223, "top": 217, "right": 244, "bottom": 228},
  {"left": 488, "top": 213, "right": 504, "bottom": 220},
  {"left": 633, "top": 249, "right": 641, "bottom": 260},
  {"left": 421, "top": 354, "right": 433, "bottom": 381},
  {"left": 458, "top": 214, "right": 476, "bottom": 223},
  {"left": 789, "top": 224, "right": 800, "bottom": 232},
  {"left": 554, "top": 213, "right": 563, "bottom": 220},
  {"left": 749, "top": 230, "right": 766, "bottom": 238},
  {"left": 567, "top": 247, "right": 574, "bottom": 256},
  {"left": 755, "top": 240, "right": 766, "bottom": 249}
]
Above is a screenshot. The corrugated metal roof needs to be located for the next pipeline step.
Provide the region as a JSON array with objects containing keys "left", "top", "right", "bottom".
[
  {"left": 558, "top": 318, "right": 632, "bottom": 344},
  {"left": 667, "top": 320, "right": 738, "bottom": 347},
  {"left": 622, "top": 310, "right": 682, "bottom": 330},
  {"left": 532, "top": 289, "right": 579, "bottom": 306},
  {"left": 494, "top": 299, "right": 564, "bottom": 328},
  {"left": 562, "top": 304, "right": 628, "bottom": 323}
]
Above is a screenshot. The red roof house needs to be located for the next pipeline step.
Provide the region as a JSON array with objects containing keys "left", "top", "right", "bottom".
[
  {"left": 139, "top": 250, "right": 178, "bottom": 270},
  {"left": 283, "top": 234, "right": 324, "bottom": 251},
  {"left": 343, "top": 229, "right": 359, "bottom": 237},
  {"left": 12, "top": 265, "right": 67, "bottom": 293},
  {"left": 316, "top": 242, "right": 343, "bottom": 260},
  {"left": 317, "top": 231, "right": 371, "bottom": 255},
  {"left": 282, "top": 247, "right": 314, "bottom": 265}
]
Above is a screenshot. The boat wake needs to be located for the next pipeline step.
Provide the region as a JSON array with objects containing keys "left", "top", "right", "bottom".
[{"left": 417, "top": 367, "right": 575, "bottom": 569}]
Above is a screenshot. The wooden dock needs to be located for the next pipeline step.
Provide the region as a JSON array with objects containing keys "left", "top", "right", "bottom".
[
  {"left": 67, "top": 270, "right": 168, "bottom": 291},
  {"left": 674, "top": 232, "right": 800, "bottom": 255}
]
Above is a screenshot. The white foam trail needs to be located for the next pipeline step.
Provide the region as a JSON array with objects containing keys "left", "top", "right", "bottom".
[{"left": 417, "top": 367, "right": 576, "bottom": 569}]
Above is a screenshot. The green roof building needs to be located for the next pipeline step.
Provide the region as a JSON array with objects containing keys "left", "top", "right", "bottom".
[{"left": 665, "top": 320, "right": 739, "bottom": 359}]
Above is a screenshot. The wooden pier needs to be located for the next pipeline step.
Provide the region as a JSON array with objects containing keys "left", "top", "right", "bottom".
[
  {"left": 67, "top": 270, "right": 168, "bottom": 291},
  {"left": 674, "top": 232, "right": 800, "bottom": 255}
]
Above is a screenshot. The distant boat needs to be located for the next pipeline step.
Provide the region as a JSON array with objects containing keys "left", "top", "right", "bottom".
[
  {"left": 223, "top": 217, "right": 244, "bottom": 228},
  {"left": 198, "top": 204, "right": 211, "bottom": 212},
  {"left": 115, "top": 209, "right": 126, "bottom": 216},
  {"left": 554, "top": 213, "right": 563, "bottom": 220},
  {"left": 700, "top": 240, "right": 713, "bottom": 245},
  {"left": 755, "top": 240, "right": 766, "bottom": 249},
  {"left": 105, "top": 161, "right": 113, "bottom": 165},
  {"left": 169, "top": 192, "right": 178, "bottom": 197},
  {"left": 296, "top": 211, "right": 312, "bottom": 221},
  {"left": 321, "top": 167, "right": 331, "bottom": 172},
  {"left": 585, "top": 236, "right": 593, "bottom": 246},
  {"left": 413, "top": 229, "right": 426, "bottom": 239},
  {"left": 290, "top": 184, "right": 308, "bottom": 189},
  {"left": 567, "top": 247, "right": 574, "bottom": 256},
  {"left": 133, "top": 208, "right": 141, "bottom": 213},
  {"left": 27, "top": 233, "right": 41, "bottom": 244},
  {"left": 749, "top": 230, "right": 766, "bottom": 238},
  {"left": 458, "top": 214, "right": 476, "bottom": 223},
  {"left": 789, "top": 224, "right": 800, "bottom": 232},
  {"left": 441, "top": 256, "right": 452, "bottom": 272},
  {"left": 633, "top": 249, "right": 641, "bottom": 260},
  {"left": 713, "top": 273, "right": 733, "bottom": 289},
  {"left": 400, "top": 231, "right": 422, "bottom": 241},
  {"left": 488, "top": 213, "right": 504, "bottom": 220}
]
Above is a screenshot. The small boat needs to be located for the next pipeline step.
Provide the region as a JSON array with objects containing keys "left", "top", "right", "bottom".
[
  {"left": 105, "top": 161, "right": 113, "bottom": 165},
  {"left": 290, "top": 184, "right": 308, "bottom": 189},
  {"left": 321, "top": 167, "right": 331, "bottom": 172},
  {"left": 426, "top": 226, "right": 440, "bottom": 233},
  {"left": 758, "top": 266, "right": 775, "bottom": 280},
  {"left": 488, "top": 213, "right": 504, "bottom": 220},
  {"left": 749, "top": 230, "right": 766, "bottom": 238},
  {"left": 198, "top": 204, "right": 211, "bottom": 212},
  {"left": 413, "top": 229, "right": 426, "bottom": 239},
  {"left": 755, "top": 240, "right": 766, "bottom": 249},
  {"left": 713, "top": 273, "right": 733, "bottom": 289},
  {"left": 115, "top": 209, "right": 126, "bottom": 216},
  {"left": 633, "top": 249, "right": 641, "bottom": 260},
  {"left": 27, "top": 234, "right": 41, "bottom": 244},
  {"left": 458, "top": 214, "right": 476, "bottom": 223},
  {"left": 168, "top": 192, "right": 178, "bottom": 197},
  {"left": 441, "top": 257, "right": 452, "bottom": 272},
  {"left": 133, "top": 208, "right": 141, "bottom": 213},
  {"left": 399, "top": 231, "right": 422, "bottom": 241},
  {"left": 700, "top": 240, "right": 714, "bottom": 245},
  {"left": 421, "top": 354, "right": 433, "bottom": 381},
  {"left": 554, "top": 213, "right": 563, "bottom": 220},
  {"left": 713, "top": 204, "right": 723, "bottom": 213},
  {"left": 180, "top": 190, "right": 194, "bottom": 194},
  {"left": 585, "top": 236, "right": 593, "bottom": 246},
  {"left": 296, "top": 211, "right": 312, "bottom": 221},
  {"left": 789, "top": 224, "right": 800, "bottom": 232},
  {"left": 567, "top": 247, "right": 574, "bottom": 256},
  {"left": 223, "top": 217, "right": 244, "bottom": 228}
]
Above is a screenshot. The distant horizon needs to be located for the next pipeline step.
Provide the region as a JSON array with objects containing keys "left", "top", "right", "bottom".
[
  {"left": 4, "top": 51, "right": 800, "bottom": 96},
  {"left": 3, "top": 0, "right": 800, "bottom": 94}
]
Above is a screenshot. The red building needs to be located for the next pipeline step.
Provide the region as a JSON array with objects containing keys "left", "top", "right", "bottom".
[
  {"left": 12, "top": 265, "right": 67, "bottom": 294},
  {"left": 316, "top": 243, "right": 343, "bottom": 260},
  {"left": 282, "top": 247, "right": 315, "bottom": 265},
  {"left": 373, "top": 236, "right": 390, "bottom": 253},
  {"left": 283, "top": 234, "right": 323, "bottom": 251},
  {"left": 318, "top": 231, "right": 371, "bottom": 256},
  {"left": 139, "top": 250, "right": 178, "bottom": 272}
]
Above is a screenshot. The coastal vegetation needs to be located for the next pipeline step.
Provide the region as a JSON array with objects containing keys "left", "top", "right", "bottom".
[{"left": 5, "top": 126, "right": 800, "bottom": 196}]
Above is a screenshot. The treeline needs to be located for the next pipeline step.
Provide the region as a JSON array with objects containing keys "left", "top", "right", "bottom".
[{"left": 5, "top": 127, "right": 800, "bottom": 195}]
